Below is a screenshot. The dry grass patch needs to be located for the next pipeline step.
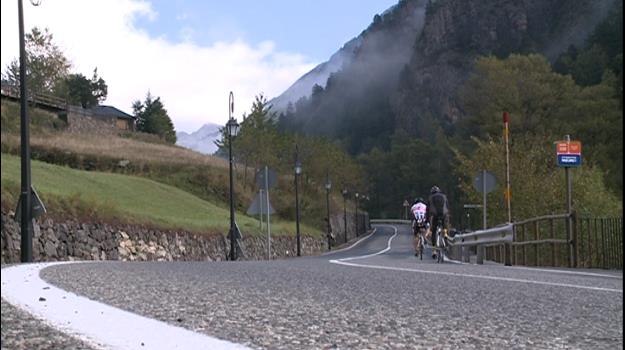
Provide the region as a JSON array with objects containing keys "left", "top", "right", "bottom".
[{"left": 1, "top": 131, "right": 227, "bottom": 169}]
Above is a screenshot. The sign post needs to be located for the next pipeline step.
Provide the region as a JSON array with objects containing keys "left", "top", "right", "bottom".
[
  {"left": 265, "top": 167, "right": 273, "bottom": 259},
  {"left": 259, "top": 189, "right": 264, "bottom": 230},
  {"left": 403, "top": 200, "right": 410, "bottom": 220},
  {"left": 556, "top": 135, "right": 581, "bottom": 267},
  {"left": 473, "top": 171, "right": 496, "bottom": 229},
  {"left": 251, "top": 167, "right": 277, "bottom": 260},
  {"left": 503, "top": 112, "right": 512, "bottom": 223}
]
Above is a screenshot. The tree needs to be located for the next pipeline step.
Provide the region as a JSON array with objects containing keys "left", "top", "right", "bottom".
[
  {"left": 58, "top": 68, "right": 108, "bottom": 108},
  {"left": 460, "top": 54, "right": 579, "bottom": 139},
  {"left": 2, "top": 27, "right": 71, "bottom": 95},
  {"left": 358, "top": 131, "right": 446, "bottom": 218},
  {"left": 133, "top": 92, "right": 176, "bottom": 143},
  {"left": 452, "top": 134, "right": 622, "bottom": 224},
  {"left": 460, "top": 54, "right": 623, "bottom": 198},
  {"left": 215, "top": 92, "right": 367, "bottom": 196}
]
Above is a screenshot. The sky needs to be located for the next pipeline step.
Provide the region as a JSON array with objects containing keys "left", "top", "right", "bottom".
[{"left": 0, "top": 0, "right": 397, "bottom": 133}]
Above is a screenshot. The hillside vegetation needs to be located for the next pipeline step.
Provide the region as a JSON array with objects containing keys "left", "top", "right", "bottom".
[
  {"left": 0, "top": 99, "right": 351, "bottom": 235},
  {"left": 0, "top": 153, "right": 322, "bottom": 237},
  {"left": 1, "top": 98, "right": 66, "bottom": 133}
]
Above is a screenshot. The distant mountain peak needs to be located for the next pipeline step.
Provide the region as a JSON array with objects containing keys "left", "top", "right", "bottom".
[{"left": 176, "top": 122, "right": 222, "bottom": 155}]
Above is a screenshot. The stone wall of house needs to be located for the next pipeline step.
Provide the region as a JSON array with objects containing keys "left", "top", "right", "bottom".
[
  {"left": 0, "top": 212, "right": 357, "bottom": 264},
  {"left": 66, "top": 106, "right": 117, "bottom": 135}
]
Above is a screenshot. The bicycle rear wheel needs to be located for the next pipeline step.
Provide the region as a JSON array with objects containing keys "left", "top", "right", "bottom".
[{"left": 437, "top": 235, "right": 444, "bottom": 263}]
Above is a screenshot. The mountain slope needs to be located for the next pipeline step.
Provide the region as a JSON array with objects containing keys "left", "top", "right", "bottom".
[
  {"left": 269, "top": 0, "right": 428, "bottom": 114},
  {"left": 275, "top": 0, "right": 616, "bottom": 153},
  {"left": 176, "top": 123, "right": 222, "bottom": 155},
  {"left": 268, "top": 37, "right": 360, "bottom": 113}
]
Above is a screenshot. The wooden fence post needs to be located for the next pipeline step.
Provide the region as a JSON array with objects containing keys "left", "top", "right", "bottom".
[
  {"left": 504, "top": 243, "right": 512, "bottom": 266},
  {"left": 534, "top": 221, "right": 540, "bottom": 267},
  {"left": 573, "top": 211, "right": 578, "bottom": 268},
  {"left": 601, "top": 218, "right": 608, "bottom": 269},
  {"left": 522, "top": 224, "right": 527, "bottom": 266},
  {"left": 550, "top": 218, "right": 556, "bottom": 267}
]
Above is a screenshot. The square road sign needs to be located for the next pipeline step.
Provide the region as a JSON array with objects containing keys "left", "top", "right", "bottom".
[
  {"left": 557, "top": 154, "right": 582, "bottom": 167},
  {"left": 556, "top": 141, "right": 582, "bottom": 155}
]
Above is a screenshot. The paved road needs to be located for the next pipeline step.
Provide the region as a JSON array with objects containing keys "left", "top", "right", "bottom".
[{"left": 3, "top": 224, "right": 623, "bottom": 349}]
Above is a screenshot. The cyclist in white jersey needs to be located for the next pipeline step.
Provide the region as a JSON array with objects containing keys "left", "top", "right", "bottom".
[{"left": 410, "top": 198, "right": 428, "bottom": 256}]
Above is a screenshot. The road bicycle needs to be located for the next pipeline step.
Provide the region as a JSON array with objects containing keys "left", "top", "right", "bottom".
[
  {"left": 412, "top": 218, "right": 427, "bottom": 260},
  {"left": 432, "top": 218, "right": 446, "bottom": 263}
]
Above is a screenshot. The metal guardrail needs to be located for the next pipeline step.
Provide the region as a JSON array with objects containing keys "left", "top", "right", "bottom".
[
  {"left": 370, "top": 214, "right": 622, "bottom": 270},
  {"left": 450, "top": 224, "right": 513, "bottom": 246},
  {"left": 447, "top": 224, "right": 514, "bottom": 265}
]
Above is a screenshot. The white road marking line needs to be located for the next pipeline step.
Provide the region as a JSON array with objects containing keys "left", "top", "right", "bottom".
[
  {"left": 339, "top": 226, "right": 398, "bottom": 261},
  {"left": 1, "top": 262, "right": 252, "bottom": 350},
  {"left": 330, "top": 260, "right": 623, "bottom": 293},
  {"left": 321, "top": 228, "right": 377, "bottom": 256},
  {"left": 329, "top": 226, "right": 623, "bottom": 294},
  {"left": 506, "top": 266, "right": 623, "bottom": 279}
]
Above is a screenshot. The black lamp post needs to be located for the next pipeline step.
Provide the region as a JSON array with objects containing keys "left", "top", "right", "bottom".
[
  {"left": 354, "top": 192, "right": 360, "bottom": 237},
  {"left": 18, "top": 0, "right": 41, "bottom": 263},
  {"left": 226, "top": 92, "right": 239, "bottom": 261},
  {"left": 364, "top": 195, "right": 370, "bottom": 230},
  {"left": 342, "top": 188, "right": 348, "bottom": 244},
  {"left": 325, "top": 172, "right": 332, "bottom": 251},
  {"left": 294, "top": 145, "right": 302, "bottom": 256}
]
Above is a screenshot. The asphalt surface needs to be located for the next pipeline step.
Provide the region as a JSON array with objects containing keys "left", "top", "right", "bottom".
[
  {"left": 3, "top": 224, "right": 623, "bottom": 349},
  {"left": 1, "top": 298, "right": 98, "bottom": 350}
]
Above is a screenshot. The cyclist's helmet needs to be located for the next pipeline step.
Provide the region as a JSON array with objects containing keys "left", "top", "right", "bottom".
[
  {"left": 430, "top": 185, "right": 440, "bottom": 194},
  {"left": 414, "top": 197, "right": 424, "bottom": 204}
]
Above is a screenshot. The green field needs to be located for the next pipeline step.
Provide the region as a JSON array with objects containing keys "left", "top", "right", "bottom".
[{"left": 1, "top": 153, "right": 321, "bottom": 237}]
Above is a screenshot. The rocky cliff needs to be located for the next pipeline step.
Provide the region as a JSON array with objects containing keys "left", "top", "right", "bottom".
[
  {"left": 277, "top": 0, "right": 615, "bottom": 152},
  {"left": 394, "top": 0, "right": 615, "bottom": 138}
]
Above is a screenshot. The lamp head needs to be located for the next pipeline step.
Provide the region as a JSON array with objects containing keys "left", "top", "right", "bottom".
[{"left": 226, "top": 117, "right": 239, "bottom": 137}]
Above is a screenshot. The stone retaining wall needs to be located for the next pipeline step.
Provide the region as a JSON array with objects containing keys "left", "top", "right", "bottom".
[{"left": 0, "top": 212, "right": 330, "bottom": 264}]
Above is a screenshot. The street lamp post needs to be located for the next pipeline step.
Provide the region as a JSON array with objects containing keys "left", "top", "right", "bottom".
[
  {"left": 294, "top": 145, "right": 302, "bottom": 256},
  {"left": 342, "top": 188, "right": 348, "bottom": 244},
  {"left": 18, "top": 0, "right": 35, "bottom": 262},
  {"left": 226, "top": 92, "right": 239, "bottom": 261},
  {"left": 325, "top": 172, "right": 332, "bottom": 251},
  {"left": 354, "top": 193, "right": 360, "bottom": 237},
  {"left": 364, "top": 195, "right": 370, "bottom": 230}
]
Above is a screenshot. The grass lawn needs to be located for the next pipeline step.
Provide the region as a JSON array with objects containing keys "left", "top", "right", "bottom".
[{"left": 1, "top": 153, "right": 322, "bottom": 237}]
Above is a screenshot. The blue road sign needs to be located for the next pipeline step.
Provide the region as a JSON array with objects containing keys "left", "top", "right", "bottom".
[{"left": 557, "top": 154, "right": 582, "bottom": 167}]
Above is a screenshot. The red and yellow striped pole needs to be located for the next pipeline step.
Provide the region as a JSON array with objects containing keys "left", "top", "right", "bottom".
[{"left": 503, "top": 112, "right": 512, "bottom": 222}]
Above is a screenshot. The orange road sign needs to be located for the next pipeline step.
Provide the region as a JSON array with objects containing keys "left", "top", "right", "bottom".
[{"left": 556, "top": 141, "right": 582, "bottom": 155}]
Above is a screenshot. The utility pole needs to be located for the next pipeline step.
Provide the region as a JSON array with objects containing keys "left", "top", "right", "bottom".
[
  {"left": 294, "top": 145, "right": 302, "bottom": 256},
  {"left": 503, "top": 112, "right": 511, "bottom": 223},
  {"left": 325, "top": 171, "right": 332, "bottom": 251},
  {"left": 19, "top": 0, "right": 33, "bottom": 262}
]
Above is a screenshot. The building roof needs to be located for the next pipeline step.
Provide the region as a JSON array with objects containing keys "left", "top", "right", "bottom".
[{"left": 89, "top": 105, "right": 136, "bottom": 120}]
